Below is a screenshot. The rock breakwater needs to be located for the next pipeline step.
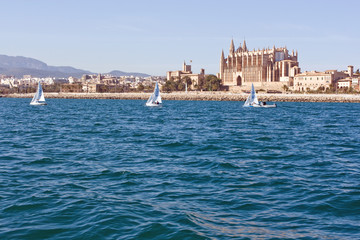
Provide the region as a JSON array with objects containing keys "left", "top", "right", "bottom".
[{"left": 4, "top": 92, "right": 360, "bottom": 103}]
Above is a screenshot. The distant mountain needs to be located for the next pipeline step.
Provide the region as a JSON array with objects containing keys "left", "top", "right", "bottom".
[
  {"left": 107, "top": 70, "right": 150, "bottom": 78},
  {"left": 0, "top": 55, "right": 91, "bottom": 78},
  {"left": 0, "top": 54, "right": 151, "bottom": 78},
  {"left": 0, "top": 55, "right": 47, "bottom": 69}
]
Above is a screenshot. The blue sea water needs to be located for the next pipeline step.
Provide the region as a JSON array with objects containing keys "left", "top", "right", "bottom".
[{"left": 0, "top": 98, "right": 359, "bottom": 240}]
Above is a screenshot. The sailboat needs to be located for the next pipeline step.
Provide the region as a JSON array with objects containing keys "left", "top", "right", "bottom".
[
  {"left": 30, "top": 81, "right": 47, "bottom": 105},
  {"left": 146, "top": 81, "right": 162, "bottom": 107},
  {"left": 243, "top": 83, "right": 276, "bottom": 108}
]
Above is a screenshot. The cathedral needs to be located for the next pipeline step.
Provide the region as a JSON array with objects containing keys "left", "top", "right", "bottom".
[{"left": 219, "top": 40, "right": 300, "bottom": 88}]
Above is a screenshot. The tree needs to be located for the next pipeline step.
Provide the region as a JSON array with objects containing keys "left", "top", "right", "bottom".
[
  {"left": 44, "top": 83, "right": 61, "bottom": 92},
  {"left": 137, "top": 83, "right": 145, "bottom": 92},
  {"left": 203, "top": 75, "right": 221, "bottom": 91},
  {"left": 123, "top": 83, "right": 131, "bottom": 92},
  {"left": 162, "top": 78, "right": 178, "bottom": 92},
  {"left": 282, "top": 84, "right": 289, "bottom": 92},
  {"left": 196, "top": 77, "right": 205, "bottom": 90},
  {"left": 97, "top": 84, "right": 108, "bottom": 93},
  {"left": 317, "top": 86, "right": 325, "bottom": 93},
  {"left": 182, "top": 76, "right": 192, "bottom": 89},
  {"left": 163, "top": 75, "right": 222, "bottom": 92},
  {"left": 176, "top": 78, "right": 186, "bottom": 91}
]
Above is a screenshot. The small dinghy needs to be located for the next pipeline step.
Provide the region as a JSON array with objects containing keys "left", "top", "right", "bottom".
[
  {"left": 146, "top": 81, "right": 162, "bottom": 107},
  {"left": 243, "top": 84, "right": 276, "bottom": 108},
  {"left": 30, "top": 82, "right": 47, "bottom": 105}
]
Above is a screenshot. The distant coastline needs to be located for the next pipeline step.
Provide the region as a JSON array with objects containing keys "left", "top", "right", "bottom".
[{"left": 3, "top": 92, "right": 360, "bottom": 103}]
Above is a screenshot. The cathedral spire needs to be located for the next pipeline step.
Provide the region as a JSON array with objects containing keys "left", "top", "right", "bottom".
[
  {"left": 220, "top": 49, "right": 225, "bottom": 80},
  {"left": 243, "top": 39, "right": 247, "bottom": 51},
  {"left": 237, "top": 43, "right": 242, "bottom": 52},
  {"left": 230, "top": 39, "right": 235, "bottom": 53}
]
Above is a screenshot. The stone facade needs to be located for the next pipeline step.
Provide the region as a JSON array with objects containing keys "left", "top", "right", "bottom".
[
  {"left": 337, "top": 79, "right": 352, "bottom": 89},
  {"left": 219, "top": 40, "right": 300, "bottom": 89},
  {"left": 167, "top": 61, "right": 205, "bottom": 88},
  {"left": 293, "top": 70, "right": 349, "bottom": 91}
]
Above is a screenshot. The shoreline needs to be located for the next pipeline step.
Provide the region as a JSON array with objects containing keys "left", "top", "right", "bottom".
[{"left": 3, "top": 92, "right": 360, "bottom": 103}]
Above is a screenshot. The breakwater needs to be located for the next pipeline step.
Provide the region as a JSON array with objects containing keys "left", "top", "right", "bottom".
[{"left": 4, "top": 92, "right": 360, "bottom": 102}]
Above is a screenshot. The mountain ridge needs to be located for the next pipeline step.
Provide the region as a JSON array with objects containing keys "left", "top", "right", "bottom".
[{"left": 0, "top": 54, "right": 151, "bottom": 78}]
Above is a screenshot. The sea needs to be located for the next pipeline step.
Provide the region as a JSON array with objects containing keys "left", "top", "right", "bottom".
[{"left": 0, "top": 98, "right": 359, "bottom": 240}]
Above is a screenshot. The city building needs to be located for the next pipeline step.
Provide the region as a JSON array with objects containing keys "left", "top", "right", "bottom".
[
  {"left": 167, "top": 61, "right": 205, "bottom": 88},
  {"left": 219, "top": 40, "right": 300, "bottom": 91},
  {"left": 336, "top": 66, "right": 359, "bottom": 90},
  {"left": 0, "top": 71, "right": 165, "bottom": 94},
  {"left": 293, "top": 71, "right": 333, "bottom": 91},
  {"left": 82, "top": 83, "right": 97, "bottom": 93},
  {"left": 337, "top": 79, "right": 352, "bottom": 89},
  {"left": 351, "top": 77, "right": 360, "bottom": 91},
  {"left": 293, "top": 68, "right": 349, "bottom": 92}
]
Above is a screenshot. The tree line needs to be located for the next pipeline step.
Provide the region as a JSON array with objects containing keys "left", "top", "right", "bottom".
[{"left": 162, "top": 74, "right": 222, "bottom": 92}]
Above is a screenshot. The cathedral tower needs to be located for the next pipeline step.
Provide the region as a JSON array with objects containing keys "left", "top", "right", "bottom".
[{"left": 219, "top": 39, "right": 300, "bottom": 88}]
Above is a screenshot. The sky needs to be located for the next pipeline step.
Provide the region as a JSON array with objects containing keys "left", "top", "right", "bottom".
[{"left": 0, "top": 0, "right": 360, "bottom": 76}]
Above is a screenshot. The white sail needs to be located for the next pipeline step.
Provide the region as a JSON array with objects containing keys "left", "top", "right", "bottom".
[
  {"left": 30, "top": 91, "right": 38, "bottom": 104},
  {"left": 146, "top": 82, "right": 162, "bottom": 106},
  {"left": 38, "top": 83, "right": 45, "bottom": 102},
  {"left": 243, "top": 94, "right": 251, "bottom": 107},
  {"left": 250, "top": 83, "right": 259, "bottom": 105},
  {"left": 243, "top": 84, "right": 259, "bottom": 107},
  {"left": 30, "top": 82, "right": 47, "bottom": 105}
]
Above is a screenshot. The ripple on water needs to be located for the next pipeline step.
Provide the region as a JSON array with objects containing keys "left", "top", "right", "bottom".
[{"left": 0, "top": 99, "right": 360, "bottom": 239}]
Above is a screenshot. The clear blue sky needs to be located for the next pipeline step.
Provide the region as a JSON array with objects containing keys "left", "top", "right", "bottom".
[{"left": 1, "top": 0, "right": 359, "bottom": 76}]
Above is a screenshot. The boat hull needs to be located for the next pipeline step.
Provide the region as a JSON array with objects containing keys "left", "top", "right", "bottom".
[
  {"left": 261, "top": 104, "right": 277, "bottom": 108},
  {"left": 244, "top": 103, "right": 277, "bottom": 108},
  {"left": 146, "top": 103, "right": 162, "bottom": 107},
  {"left": 30, "top": 101, "right": 47, "bottom": 105}
]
